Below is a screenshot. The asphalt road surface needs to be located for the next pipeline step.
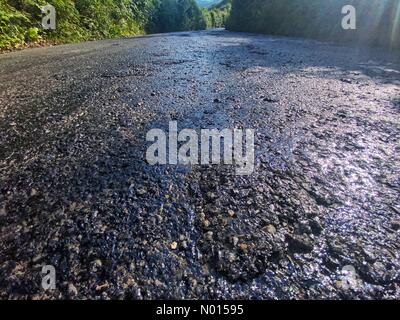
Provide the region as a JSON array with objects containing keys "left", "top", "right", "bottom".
[{"left": 0, "top": 29, "right": 399, "bottom": 299}]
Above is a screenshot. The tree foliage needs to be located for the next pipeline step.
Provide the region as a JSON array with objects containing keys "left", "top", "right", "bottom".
[
  {"left": 0, "top": 0, "right": 208, "bottom": 50},
  {"left": 131, "top": 0, "right": 205, "bottom": 33},
  {"left": 202, "top": 0, "right": 231, "bottom": 29},
  {"left": 227, "top": 0, "right": 400, "bottom": 50}
]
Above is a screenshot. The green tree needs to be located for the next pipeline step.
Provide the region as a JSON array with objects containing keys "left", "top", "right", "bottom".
[
  {"left": 0, "top": 0, "right": 209, "bottom": 50},
  {"left": 227, "top": 0, "right": 400, "bottom": 49}
]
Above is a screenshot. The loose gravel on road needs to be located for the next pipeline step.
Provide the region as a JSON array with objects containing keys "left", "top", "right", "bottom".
[{"left": 0, "top": 30, "right": 399, "bottom": 299}]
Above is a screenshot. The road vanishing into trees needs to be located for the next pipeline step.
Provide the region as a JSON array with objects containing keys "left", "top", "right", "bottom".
[{"left": 0, "top": 29, "right": 399, "bottom": 299}]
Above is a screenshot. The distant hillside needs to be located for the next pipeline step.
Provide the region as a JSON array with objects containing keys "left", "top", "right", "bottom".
[
  {"left": 210, "top": 0, "right": 231, "bottom": 9},
  {"left": 196, "top": 0, "right": 220, "bottom": 8}
]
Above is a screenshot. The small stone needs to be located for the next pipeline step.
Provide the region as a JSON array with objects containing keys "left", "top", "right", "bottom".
[
  {"left": 206, "top": 192, "right": 217, "bottom": 199},
  {"left": 190, "top": 278, "right": 197, "bottom": 287},
  {"left": 296, "top": 221, "right": 312, "bottom": 234},
  {"left": 32, "top": 254, "right": 44, "bottom": 263},
  {"left": 335, "top": 280, "right": 345, "bottom": 290},
  {"left": 213, "top": 98, "right": 222, "bottom": 103},
  {"left": 170, "top": 242, "right": 178, "bottom": 250},
  {"left": 227, "top": 253, "right": 236, "bottom": 263},
  {"left": 232, "top": 236, "right": 239, "bottom": 246},
  {"left": 263, "top": 97, "right": 279, "bottom": 103},
  {"left": 95, "top": 283, "right": 109, "bottom": 292},
  {"left": 362, "top": 247, "right": 377, "bottom": 263},
  {"left": 94, "top": 259, "right": 102, "bottom": 268},
  {"left": 391, "top": 220, "right": 400, "bottom": 231},
  {"left": 202, "top": 219, "right": 210, "bottom": 228},
  {"left": 136, "top": 188, "right": 147, "bottom": 196},
  {"left": 340, "top": 78, "right": 352, "bottom": 84},
  {"left": 203, "top": 264, "right": 210, "bottom": 276},
  {"left": 30, "top": 189, "right": 38, "bottom": 197},
  {"left": 154, "top": 279, "right": 163, "bottom": 286},
  {"left": 205, "top": 231, "right": 213, "bottom": 241},
  {"left": 228, "top": 209, "right": 235, "bottom": 217},
  {"left": 70, "top": 202, "right": 77, "bottom": 211},
  {"left": 0, "top": 206, "right": 7, "bottom": 217},
  {"left": 239, "top": 243, "right": 248, "bottom": 251},
  {"left": 263, "top": 224, "right": 276, "bottom": 235},
  {"left": 309, "top": 218, "right": 323, "bottom": 235},
  {"left": 287, "top": 234, "right": 314, "bottom": 253},
  {"left": 126, "top": 278, "right": 135, "bottom": 287},
  {"left": 68, "top": 283, "right": 78, "bottom": 296}
]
